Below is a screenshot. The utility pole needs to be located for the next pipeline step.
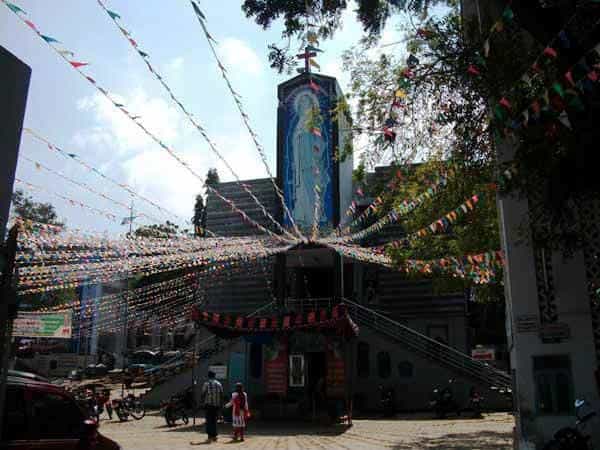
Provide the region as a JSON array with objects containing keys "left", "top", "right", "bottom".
[{"left": 119, "top": 200, "right": 135, "bottom": 369}]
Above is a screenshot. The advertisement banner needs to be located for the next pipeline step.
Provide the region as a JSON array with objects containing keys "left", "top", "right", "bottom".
[
  {"left": 13, "top": 311, "right": 72, "bottom": 338},
  {"left": 265, "top": 337, "right": 288, "bottom": 394}
]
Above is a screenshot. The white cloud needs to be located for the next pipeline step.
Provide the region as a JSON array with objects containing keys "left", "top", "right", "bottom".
[
  {"left": 74, "top": 88, "right": 183, "bottom": 156},
  {"left": 165, "top": 56, "right": 184, "bottom": 74},
  {"left": 218, "top": 38, "right": 263, "bottom": 76},
  {"left": 73, "top": 88, "right": 270, "bottom": 220},
  {"left": 119, "top": 131, "right": 267, "bottom": 222}
]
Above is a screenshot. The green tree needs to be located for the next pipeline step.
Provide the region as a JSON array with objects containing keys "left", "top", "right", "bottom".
[
  {"left": 242, "top": 0, "right": 454, "bottom": 73},
  {"left": 11, "top": 189, "right": 64, "bottom": 228},
  {"left": 205, "top": 168, "right": 220, "bottom": 187},
  {"left": 133, "top": 221, "right": 180, "bottom": 238},
  {"left": 192, "top": 194, "right": 205, "bottom": 236}
]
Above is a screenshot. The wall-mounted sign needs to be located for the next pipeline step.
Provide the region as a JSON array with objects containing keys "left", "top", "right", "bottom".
[
  {"left": 539, "top": 322, "right": 570, "bottom": 343},
  {"left": 471, "top": 347, "right": 496, "bottom": 361},
  {"left": 208, "top": 365, "right": 227, "bottom": 380},
  {"left": 265, "top": 338, "right": 288, "bottom": 394},
  {"left": 13, "top": 312, "right": 72, "bottom": 338},
  {"left": 289, "top": 354, "right": 305, "bottom": 387},
  {"left": 515, "top": 315, "right": 539, "bottom": 333}
]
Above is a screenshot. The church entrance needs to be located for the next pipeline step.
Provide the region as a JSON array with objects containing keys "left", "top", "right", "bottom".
[
  {"left": 307, "top": 351, "right": 327, "bottom": 407},
  {"left": 296, "top": 267, "right": 333, "bottom": 299}
]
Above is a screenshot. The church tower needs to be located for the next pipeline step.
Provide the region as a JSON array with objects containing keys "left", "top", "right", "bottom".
[{"left": 276, "top": 72, "right": 353, "bottom": 236}]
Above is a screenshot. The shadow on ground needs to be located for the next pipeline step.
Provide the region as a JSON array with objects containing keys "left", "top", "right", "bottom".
[
  {"left": 163, "top": 420, "right": 352, "bottom": 437},
  {"left": 390, "top": 430, "right": 512, "bottom": 450}
]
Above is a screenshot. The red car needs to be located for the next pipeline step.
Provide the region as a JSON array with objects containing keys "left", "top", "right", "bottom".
[{"left": 2, "top": 370, "right": 121, "bottom": 450}]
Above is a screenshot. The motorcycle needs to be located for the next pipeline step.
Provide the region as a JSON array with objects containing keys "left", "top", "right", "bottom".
[
  {"left": 543, "top": 399, "right": 597, "bottom": 450},
  {"left": 112, "top": 393, "right": 146, "bottom": 422},
  {"left": 379, "top": 385, "right": 395, "bottom": 417},
  {"left": 161, "top": 389, "right": 194, "bottom": 427},
  {"left": 430, "top": 379, "right": 460, "bottom": 419},
  {"left": 74, "top": 388, "right": 101, "bottom": 422}
]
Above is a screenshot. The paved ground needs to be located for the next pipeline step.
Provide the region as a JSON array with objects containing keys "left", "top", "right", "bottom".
[{"left": 100, "top": 411, "right": 514, "bottom": 449}]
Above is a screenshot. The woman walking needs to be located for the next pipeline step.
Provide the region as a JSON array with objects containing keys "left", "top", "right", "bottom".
[{"left": 226, "top": 382, "right": 249, "bottom": 442}]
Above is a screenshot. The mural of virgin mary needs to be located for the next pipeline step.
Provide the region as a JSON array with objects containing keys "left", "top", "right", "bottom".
[{"left": 289, "top": 91, "right": 331, "bottom": 230}]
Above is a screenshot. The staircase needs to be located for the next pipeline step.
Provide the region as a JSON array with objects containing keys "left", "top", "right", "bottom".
[
  {"left": 142, "top": 301, "right": 276, "bottom": 407},
  {"left": 344, "top": 299, "right": 512, "bottom": 390}
]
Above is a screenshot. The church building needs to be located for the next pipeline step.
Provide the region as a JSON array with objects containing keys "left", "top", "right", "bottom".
[{"left": 145, "top": 70, "right": 511, "bottom": 416}]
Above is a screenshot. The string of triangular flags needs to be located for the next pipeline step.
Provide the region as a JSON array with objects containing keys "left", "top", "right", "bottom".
[
  {"left": 17, "top": 239, "right": 290, "bottom": 295},
  {"left": 310, "top": 179, "right": 323, "bottom": 241},
  {"left": 96, "top": 0, "right": 297, "bottom": 242},
  {"left": 14, "top": 178, "right": 119, "bottom": 223},
  {"left": 332, "top": 243, "right": 504, "bottom": 284},
  {"left": 371, "top": 189, "right": 491, "bottom": 253},
  {"left": 189, "top": 1, "right": 304, "bottom": 240},
  {"left": 462, "top": 4, "right": 600, "bottom": 137},
  {"left": 494, "top": 40, "right": 600, "bottom": 138},
  {"left": 204, "top": 185, "right": 292, "bottom": 243},
  {"left": 328, "top": 168, "right": 453, "bottom": 243},
  {"left": 3, "top": 0, "right": 284, "bottom": 245},
  {"left": 21, "top": 155, "right": 164, "bottom": 224},
  {"left": 335, "top": 164, "right": 451, "bottom": 237},
  {"left": 24, "top": 129, "right": 184, "bottom": 224}
]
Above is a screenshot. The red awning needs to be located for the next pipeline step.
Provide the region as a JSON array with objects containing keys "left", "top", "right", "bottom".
[{"left": 191, "top": 304, "right": 359, "bottom": 339}]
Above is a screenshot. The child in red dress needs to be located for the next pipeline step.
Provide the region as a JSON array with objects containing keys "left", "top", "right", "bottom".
[{"left": 226, "top": 382, "right": 249, "bottom": 441}]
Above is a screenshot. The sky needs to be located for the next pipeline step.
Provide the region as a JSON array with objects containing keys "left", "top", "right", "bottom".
[{"left": 1, "top": 0, "right": 406, "bottom": 235}]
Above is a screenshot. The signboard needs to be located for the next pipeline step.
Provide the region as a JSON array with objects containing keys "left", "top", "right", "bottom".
[
  {"left": 208, "top": 365, "right": 227, "bottom": 380},
  {"left": 289, "top": 354, "right": 305, "bottom": 387},
  {"left": 13, "top": 311, "right": 72, "bottom": 338},
  {"left": 539, "top": 322, "right": 570, "bottom": 343},
  {"left": 265, "top": 337, "right": 288, "bottom": 394},
  {"left": 515, "top": 315, "right": 539, "bottom": 333},
  {"left": 326, "top": 338, "right": 345, "bottom": 397},
  {"left": 471, "top": 347, "right": 496, "bottom": 361}
]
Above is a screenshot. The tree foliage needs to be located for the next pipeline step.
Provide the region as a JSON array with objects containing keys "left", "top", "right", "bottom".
[
  {"left": 345, "top": 3, "right": 600, "bottom": 255},
  {"left": 133, "top": 221, "right": 182, "bottom": 239},
  {"left": 242, "top": 0, "right": 452, "bottom": 73},
  {"left": 11, "top": 189, "right": 64, "bottom": 227},
  {"left": 191, "top": 168, "right": 220, "bottom": 237},
  {"left": 192, "top": 194, "right": 205, "bottom": 236},
  {"left": 205, "top": 168, "right": 220, "bottom": 187}
]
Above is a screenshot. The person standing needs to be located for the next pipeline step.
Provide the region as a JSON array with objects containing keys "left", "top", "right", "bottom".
[
  {"left": 192, "top": 370, "right": 223, "bottom": 444},
  {"left": 225, "top": 383, "right": 249, "bottom": 442}
]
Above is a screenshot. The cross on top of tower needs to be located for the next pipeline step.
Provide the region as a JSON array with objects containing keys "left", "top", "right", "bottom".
[{"left": 296, "top": 3, "right": 323, "bottom": 74}]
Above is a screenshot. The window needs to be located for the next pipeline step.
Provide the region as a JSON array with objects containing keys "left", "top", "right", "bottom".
[
  {"left": 398, "top": 361, "right": 414, "bottom": 378},
  {"left": 3, "top": 387, "right": 28, "bottom": 440},
  {"left": 29, "top": 391, "right": 84, "bottom": 439},
  {"left": 356, "top": 342, "right": 370, "bottom": 378},
  {"left": 533, "top": 355, "right": 573, "bottom": 415},
  {"left": 377, "top": 352, "right": 391, "bottom": 378},
  {"left": 249, "top": 343, "right": 263, "bottom": 379}
]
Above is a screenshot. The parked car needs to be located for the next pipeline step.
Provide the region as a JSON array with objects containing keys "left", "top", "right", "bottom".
[
  {"left": 2, "top": 370, "right": 121, "bottom": 450},
  {"left": 68, "top": 368, "right": 84, "bottom": 381},
  {"left": 85, "top": 363, "right": 108, "bottom": 377}
]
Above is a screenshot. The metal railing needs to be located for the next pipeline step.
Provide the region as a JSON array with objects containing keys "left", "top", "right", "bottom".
[
  {"left": 343, "top": 299, "right": 512, "bottom": 390},
  {"left": 284, "top": 297, "right": 336, "bottom": 312}
]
